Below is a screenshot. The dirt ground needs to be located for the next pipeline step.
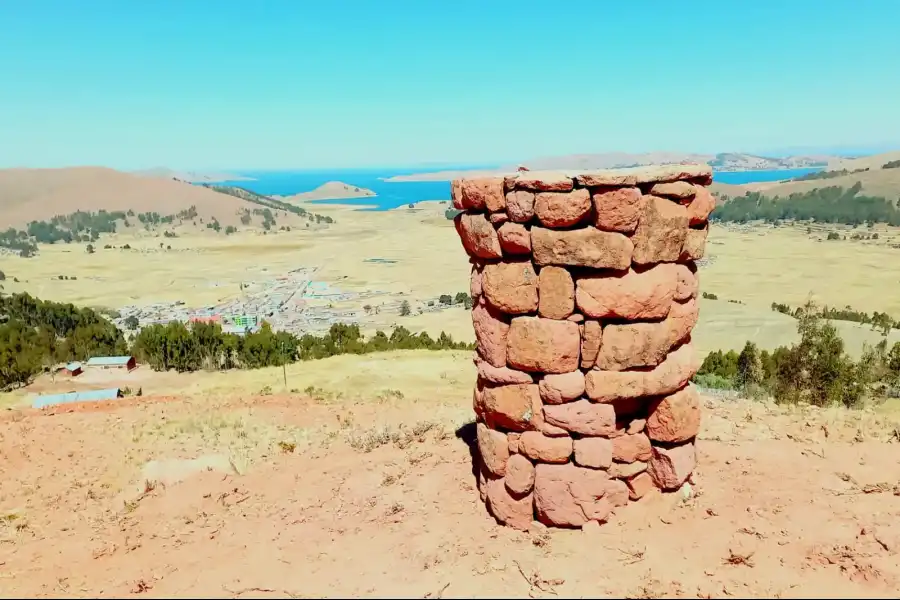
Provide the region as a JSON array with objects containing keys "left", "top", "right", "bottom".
[{"left": 2, "top": 390, "right": 900, "bottom": 599}]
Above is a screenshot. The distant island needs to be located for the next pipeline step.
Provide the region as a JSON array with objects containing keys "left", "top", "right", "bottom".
[
  {"left": 282, "top": 181, "right": 376, "bottom": 202},
  {"left": 383, "top": 152, "right": 834, "bottom": 182}
]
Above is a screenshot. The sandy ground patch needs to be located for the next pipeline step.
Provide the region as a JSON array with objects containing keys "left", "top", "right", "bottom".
[{"left": 2, "top": 376, "right": 900, "bottom": 598}]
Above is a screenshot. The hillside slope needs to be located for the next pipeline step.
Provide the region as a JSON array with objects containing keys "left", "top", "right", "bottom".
[
  {"left": 712, "top": 164, "right": 900, "bottom": 200},
  {"left": 0, "top": 167, "right": 301, "bottom": 229},
  {"left": 826, "top": 150, "right": 900, "bottom": 171}
]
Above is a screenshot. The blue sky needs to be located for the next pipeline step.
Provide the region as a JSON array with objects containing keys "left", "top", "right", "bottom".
[{"left": 1, "top": 0, "right": 898, "bottom": 170}]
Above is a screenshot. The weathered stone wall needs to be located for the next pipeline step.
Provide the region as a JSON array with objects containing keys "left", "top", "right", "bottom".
[{"left": 453, "top": 164, "right": 715, "bottom": 530}]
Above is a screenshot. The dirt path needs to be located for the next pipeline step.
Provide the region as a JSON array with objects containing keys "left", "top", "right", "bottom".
[{"left": 2, "top": 393, "right": 900, "bottom": 598}]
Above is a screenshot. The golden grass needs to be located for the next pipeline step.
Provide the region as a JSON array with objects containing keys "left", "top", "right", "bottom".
[
  {"left": 170, "top": 349, "right": 474, "bottom": 406},
  {"left": 703, "top": 223, "right": 900, "bottom": 315},
  {"left": 0, "top": 198, "right": 898, "bottom": 362}
]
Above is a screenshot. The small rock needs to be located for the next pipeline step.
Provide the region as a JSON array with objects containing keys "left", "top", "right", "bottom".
[
  {"left": 534, "top": 188, "right": 592, "bottom": 228},
  {"left": 485, "top": 477, "right": 533, "bottom": 531},
  {"left": 681, "top": 226, "right": 708, "bottom": 261},
  {"left": 458, "top": 177, "right": 505, "bottom": 212},
  {"left": 609, "top": 460, "right": 648, "bottom": 479},
  {"left": 539, "top": 371, "right": 585, "bottom": 405},
  {"left": 534, "top": 463, "right": 612, "bottom": 527},
  {"left": 646, "top": 385, "right": 701, "bottom": 443},
  {"left": 585, "top": 342, "right": 699, "bottom": 401},
  {"left": 471, "top": 297, "right": 510, "bottom": 368},
  {"left": 520, "top": 431, "right": 573, "bottom": 463},
  {"left": 648, "top": 441, "right": 696, "bottom": 490},
  {"left": 477, "top": 423, "right": 510, "bottom": 476},
  {"left": 455, "top": 212, "right": 503, "bottom": 259},
  {"left": 505, "top": 453, "right": 536, "bottom": 494},
  {"left": 575, "top": 264, "right": 677, "bottom": 320},
  {"left": 506, "top": 190, "right": 536, "bottom": 222},
  {"left": 481, "top": 383, "right": 542, "bottom": 432},
  {"left": 631, "top": 195, "right": 689, "bottom": 265},
  {"left": 687, "top": 185, "right": 716, "bottom": 225},
  {"left": 538, "top": 266, "right": 575, "bottom": 320},
  {"left": 482, "top": 260, "right": 539, "bottom": 314},
  {"left": 476, "top": 357, "right": 534, "bottom": 385},
  {"left": 532, "top": 226, "right": 633, "bottom": 270},
  {"left": 507, "top": 317, "right": 581, "bottom": 374},
  {"left": 649, "top": 181, "right": 696, "bottom": 199},
  {"left": 673, "top": 262, "right": 698, "bottom": 301},
  {"left": 626, "top": 471, "right": 656, "bottom": 500},
  {"left": 497, "top": 222, "right": 531, "bottom": 255},
  {"left": 544, "top": 400, "right": 615, "bottom": 436},
  {"left": 592, "top": 187, "right": 642, "bottom": 233},
  {"left": 489, "top": 211, "right": 509, "bottom": 225},
  {"left": 612, "top": 432, "right": 652, "bottom": 463},
  {"left": 580, "top": 320, "right": 602, "bottom": 369},
  {"left": 573, "top": 436, "right": 613, "bottom": 469},
  {"left": 505, "top": 170, "right": 574, "bottom": 192}
]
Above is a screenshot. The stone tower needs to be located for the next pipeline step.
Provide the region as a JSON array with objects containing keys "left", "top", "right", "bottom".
[{"left": 454, "top": 164, "right": 713, "bottom": 530}]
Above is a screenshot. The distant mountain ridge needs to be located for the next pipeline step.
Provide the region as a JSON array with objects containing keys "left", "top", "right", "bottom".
[
  {"left": 706, "top": 153, "right": 830, "bottom": 171},
  {"left": 133, "top": 167, "right": 253, "bottom": 183},
  {"left": 383, "top": 151, "right": 841, "bottom": 182},
  {"left": 514, "top": 152, "right": 831, "bottom": 172}
]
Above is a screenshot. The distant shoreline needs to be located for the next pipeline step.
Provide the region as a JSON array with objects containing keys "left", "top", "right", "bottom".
[{"left": 383, "top": 165, "right": 825, "bottom": 183}]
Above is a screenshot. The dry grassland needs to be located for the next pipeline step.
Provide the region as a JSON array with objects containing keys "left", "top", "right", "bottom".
[{"left": 1, "top": 200, "right": 899, "bottom": 359}]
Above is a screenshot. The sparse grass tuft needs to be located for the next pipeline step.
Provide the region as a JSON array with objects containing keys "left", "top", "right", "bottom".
[{"left": 345, "top": 419, "right": 447, "bottom": 453}]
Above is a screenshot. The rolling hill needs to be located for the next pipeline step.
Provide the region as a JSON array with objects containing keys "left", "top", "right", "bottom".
[
  {"left": 0, "top": 167, "right": 307, "bottom": 230},
  {"left": 825, "top": 150, "right": 900, "bottom": 171},
  {"left": 281, "top": 181, "right": 376, "bottom": 203}
]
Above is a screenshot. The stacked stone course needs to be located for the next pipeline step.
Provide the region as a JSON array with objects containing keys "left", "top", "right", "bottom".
[{"left": 454, "top": 164, "right": 715, "bottom": 531}]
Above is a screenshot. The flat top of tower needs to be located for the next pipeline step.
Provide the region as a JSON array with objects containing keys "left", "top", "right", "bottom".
[{"left": 455, "top": 163, "right": 713, "bottom": 187}]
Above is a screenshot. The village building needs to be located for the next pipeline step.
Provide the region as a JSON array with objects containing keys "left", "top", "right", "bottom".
[
  {"left": 61, "top": 361, "right": 83, "bottom": 377},
  {"left": 85, "top": 355, "right": 137, "bottom": 371}
]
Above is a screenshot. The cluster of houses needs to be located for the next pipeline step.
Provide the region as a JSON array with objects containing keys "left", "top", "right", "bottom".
[
  {"left": 59, "top": 355, "right": 137, "bottom": 377},
  {"left": 32, "top": 355, "right": 138, "bottom": 409}
]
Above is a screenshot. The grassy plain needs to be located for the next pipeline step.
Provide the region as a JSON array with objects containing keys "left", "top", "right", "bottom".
[{"left": 1, "top": 197, "right": 899, "bottom": 374}]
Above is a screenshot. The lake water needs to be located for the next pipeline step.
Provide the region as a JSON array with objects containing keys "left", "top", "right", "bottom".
[{"left": 219, "top": 166, "right": 822, "bottom": 211}]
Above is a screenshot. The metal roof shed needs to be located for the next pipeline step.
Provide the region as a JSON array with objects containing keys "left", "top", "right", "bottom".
[
  {"left": 32, "top": 388, "right": 123, "bottom": 409},
  {"left": 85, "top": 356, "right": 137, "bottom": 370}
]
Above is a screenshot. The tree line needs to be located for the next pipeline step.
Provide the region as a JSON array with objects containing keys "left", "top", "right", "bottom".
[
  {"left": 771, "top": 301, "right": 898, "bottom": 333},
  {"left": 203, "top": 185, "right": 335, "bottom": 225},
  {"left": 0, "top": 189, "right": 338, "bottom": 257},
  {"left": 0, "top": 206, "right": 202, "bottom": 257},
  {"left": 712, "top": 182, "right": 900, "bottom": 226},
  {"left": 791, "top": 168, "right": 869, "bottom": 182},
  {"left": 694, "top": 302, "right": 900, "bottom": 408},
  {"left": 0, "top": 293, "right": 129, "bottom": 388},
  {"left": 0, "top": 292, "right": 474, "bottom": 390}
]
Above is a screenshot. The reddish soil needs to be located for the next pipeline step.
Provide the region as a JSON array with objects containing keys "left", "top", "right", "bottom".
[{"left": 2, "top": 393, "right": 900, "bottom": 598}]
